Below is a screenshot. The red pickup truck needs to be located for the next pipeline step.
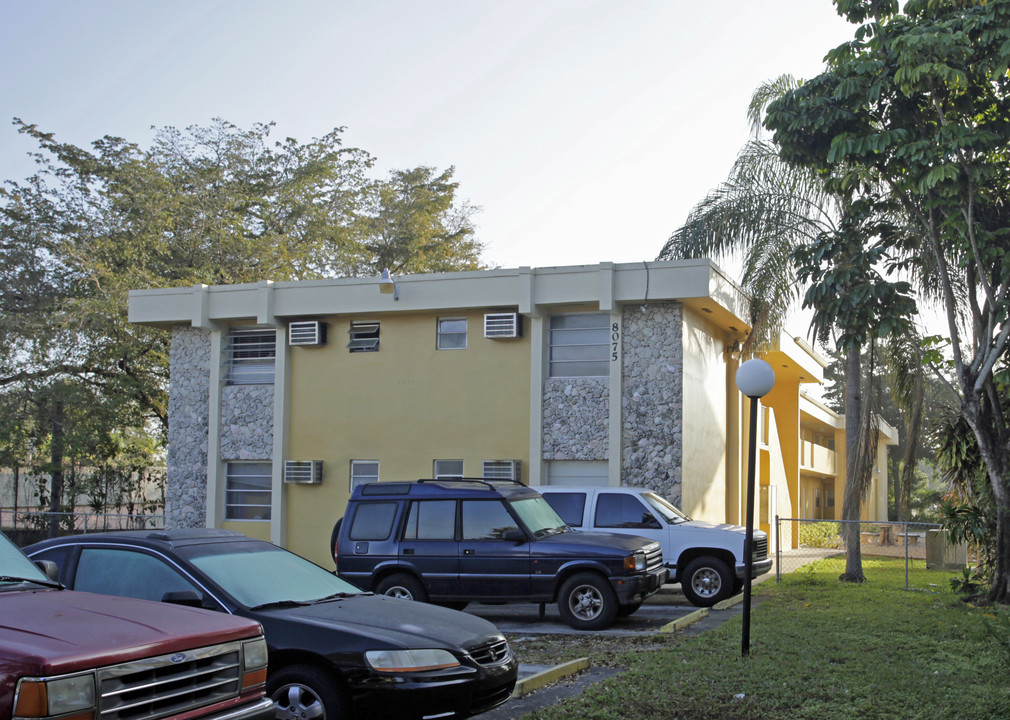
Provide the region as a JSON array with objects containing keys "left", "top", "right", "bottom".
[{"left": 0, "top": 531, "right": 275, "bottom": 720}]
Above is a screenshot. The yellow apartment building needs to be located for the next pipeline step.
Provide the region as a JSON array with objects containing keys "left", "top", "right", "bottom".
[{"left": 129, "top": 260, "right": 896, "bottom": 567}]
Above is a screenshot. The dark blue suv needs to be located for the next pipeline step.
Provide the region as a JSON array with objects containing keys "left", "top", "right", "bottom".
[{"left": 332, "top": 479, "right": 668, "bottom": 630}]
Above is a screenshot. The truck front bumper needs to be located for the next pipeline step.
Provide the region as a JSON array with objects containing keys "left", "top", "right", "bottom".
[
  {"left": 191, "top": 696, "right": 276, "bottom": 720},
  {"left": 734, "top": 557, "right": 773, "bottom": 579}
]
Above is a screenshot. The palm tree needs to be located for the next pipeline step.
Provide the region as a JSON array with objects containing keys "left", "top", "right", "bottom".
[{"left": 659, "top": 136, "right": 835, "bottom": 351}]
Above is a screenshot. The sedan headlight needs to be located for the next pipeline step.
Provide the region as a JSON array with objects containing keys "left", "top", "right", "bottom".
[
  {"left": 623, "top": 551, "right": 646, "bottom": 572},
  {"left": 365, "top": 649, "right": 461, "bottom": 673},
  {"left": 14, "top": 673, "right": 96, "bottom": 719}
]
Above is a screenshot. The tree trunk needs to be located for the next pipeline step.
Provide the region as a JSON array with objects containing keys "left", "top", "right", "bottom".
[
  {"left": 993, "top": 499, "right": 1010, "bottom": 604},
  {"left": 960, "top": 389, "right": 1010, "bottom": 604},
  {"left": 983, "top": 461, "right": 1010, "bottom": 603},
  {"left": 896, "top": 378, "right": 923, "bottom": 522},
  {"left": 840, "top": 346, "right": 865, "bottom": 583},
  {"left": 48, "top": 400, "right": 65, "bottom": 539}
]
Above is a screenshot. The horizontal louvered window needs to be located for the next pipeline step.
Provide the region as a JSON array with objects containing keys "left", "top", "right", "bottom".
[
  {"left": 225, "top": 462, "right": 272, "bottom": 520},
  {"left": 348, "top": 322, "right": 380, "bottom": 352},
  {"left": 228, "top": 329, "right": 276, "bottom": 384},
  {"left": 548, "top": 313, "right": 609, "bottom": 377}
]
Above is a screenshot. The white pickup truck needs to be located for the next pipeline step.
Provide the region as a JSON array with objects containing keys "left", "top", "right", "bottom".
[{"left": 538, "top": 485, "right": 772, "bottom": 606}]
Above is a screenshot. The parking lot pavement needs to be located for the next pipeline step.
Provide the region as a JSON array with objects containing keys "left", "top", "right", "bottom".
[{"left": 463, "top": 583, "right": 700, "bottom": 635}]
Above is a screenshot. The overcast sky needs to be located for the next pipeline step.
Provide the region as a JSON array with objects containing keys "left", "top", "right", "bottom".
[{"left": 1, "top": 0, "right": 856, "bottom": 272}]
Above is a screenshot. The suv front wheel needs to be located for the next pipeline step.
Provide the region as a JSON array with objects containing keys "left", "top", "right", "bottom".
[
  {"left": 376, "top": 573, "right": 428, "bottom": 602},
  {"left": 557, "top": 572, "right": 617, "bottom": 630}
]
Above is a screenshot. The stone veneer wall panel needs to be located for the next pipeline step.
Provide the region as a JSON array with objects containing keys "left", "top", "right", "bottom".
[
  {"left": 542, "top": 378, "right": 608, "bottom": 460},
  {"left": 166, "top": 327, "right": 211, "bottom": 529},
  {"left": 621, "top": 302, "right": 683, "bottom": 505},
  {"left": 220, "top": 385, "right": 274, "bottom": 460}
]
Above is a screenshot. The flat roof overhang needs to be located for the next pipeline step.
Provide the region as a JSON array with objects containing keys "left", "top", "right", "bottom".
[{"left": 129, "top": 259, "right": 752, "bottom": 335}]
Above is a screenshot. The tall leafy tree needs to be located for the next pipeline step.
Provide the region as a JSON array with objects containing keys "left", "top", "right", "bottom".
[
  {"left": 793, "top": 196, "right": 916, "bottom": 579},
  {"left": 360, "top": 166, "right": 483, "bottom": 276},
  {"left": 766, "top": 0, "right": 1010, "bottom": 601},
  {"left": 1, "top": 119, "right": 487, "bottom": 513}
]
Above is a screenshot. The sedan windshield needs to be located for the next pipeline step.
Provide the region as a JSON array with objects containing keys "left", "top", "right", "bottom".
[
  {"left": 509, "top": 496, "right": 567, "bottom": 536},
  {"left": 1, "top": 532, "right": 53, "bottom": 589},
  {"left": 181, "top": 541, "right": 362, "bottom": 608},
  {"left": 643, "top": 492, "right": 690, "bottom": 524}
]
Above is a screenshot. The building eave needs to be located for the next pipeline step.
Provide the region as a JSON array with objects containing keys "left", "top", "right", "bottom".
[{"left": 129, "top": 259, "right": 752, "bottom": 334}]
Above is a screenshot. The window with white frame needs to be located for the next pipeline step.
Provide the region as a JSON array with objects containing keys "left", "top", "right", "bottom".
[
  {"left": 482, "top": 460, "right": 521, "bottom": 483},
  {"left": 225, "top": 462, "right": 272, "bottom": 520},
  {"left": 227, "top": 329, "right": 276, "bottom": 384},
  {"left": 348, "top": 322, "right": 380, "bottom": 352},
  {"left": 434, "top": 460, "right": 463, "bottom": 479},
  {"left": 351, "top": 460, "right": 379, "bottom": 490},
  {"left": 437, "top": 318, "right": 467, "bottom": 350},
  {"left": 548, "top": 313, "right": 609, "bottom": 377}
]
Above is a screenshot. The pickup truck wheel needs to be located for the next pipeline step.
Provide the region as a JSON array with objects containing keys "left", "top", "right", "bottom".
[
  {"left": 557, "top": 572, "right": 618, "bottom": 630},
  {"left": 681, "top": 557, "right": 732, "bottom": 607},
  {"left": 269, "top": 664, "right": 346, "bottom": 720},
  {"left": 376, "top": 573, "right": 428, "bottom": 602}
]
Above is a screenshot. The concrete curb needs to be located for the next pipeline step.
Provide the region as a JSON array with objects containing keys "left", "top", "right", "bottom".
[
  {"left": 512, "top": 657, "right": 590, "bottom": 698},
  {"left": 713, "top": 592, "right": 744, "bottom": 610},
  {"left": 658, "top": 607, "right": 709, "bottom": 633},
  {"left": 658, "top": 592, "right": 746, "bottom": 634}
]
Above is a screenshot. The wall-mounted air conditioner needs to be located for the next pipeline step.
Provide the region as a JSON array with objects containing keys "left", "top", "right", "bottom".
[
  {"left": 289, "top": 321, "right": 328, "bottom": 346},
  {"left": 484, "top": 312, "right": 521, "bottom": 339},
  {"left": 284, "top": 460, "right": 323, "bottom": 484},
  {"left": 482, "top": 459, "right": 522, "bottom": 483}
]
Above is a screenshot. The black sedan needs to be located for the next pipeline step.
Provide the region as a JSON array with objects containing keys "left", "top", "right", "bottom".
[{"left": 25, "top": 529, "right": 517, "bottom": 720}]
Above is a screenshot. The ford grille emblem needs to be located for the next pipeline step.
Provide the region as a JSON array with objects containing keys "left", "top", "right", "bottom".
[{"left": 170, "top": 653, "right": 186, "bottom": 663}]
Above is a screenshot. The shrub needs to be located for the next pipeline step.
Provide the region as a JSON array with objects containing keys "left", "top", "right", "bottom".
[{"left": 799, "top": 521, "right": 842, "bottom": 548}]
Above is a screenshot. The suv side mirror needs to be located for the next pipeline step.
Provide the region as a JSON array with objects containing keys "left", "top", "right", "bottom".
[{"left": 502, "top": 528, "right": 526, "bottom": 543}]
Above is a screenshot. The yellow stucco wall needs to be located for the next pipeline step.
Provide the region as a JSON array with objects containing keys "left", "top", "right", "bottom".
[
  {"left": 764, "top": 380, "right": 800, "bottom": 521},
  {"left": 221, "top": 520, "right": 272, "bottom": 541},
  {"left": 283, "top": 310, "right": 531, "bottom": 566},
  {"left": 680, "top": 308, "right": 728, "bottom": 521}
]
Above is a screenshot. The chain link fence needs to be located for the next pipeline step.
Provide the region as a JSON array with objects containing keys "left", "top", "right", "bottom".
[
  {"left": 1, "top": 467, "right": 165, "bottom": 547},
  {"left": 1, "top": 509, "right": 165, "bottom": 547},
  {"left": 774, "top": 517, "right": 968, "bottom": 591}
]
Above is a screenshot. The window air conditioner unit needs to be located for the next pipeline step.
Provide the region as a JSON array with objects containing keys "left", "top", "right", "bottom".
[
  {"left": 482, "top": 459, "right": 522, "bottom": 483},
  {"left": 484, "top": 312, "right": 521, "bottom": 339},
  {"left": 289, "top": 321, "right": 328, "bottom": 346},
  {"left": 284, "top": 460, "right": 323, "bottom": 484}
]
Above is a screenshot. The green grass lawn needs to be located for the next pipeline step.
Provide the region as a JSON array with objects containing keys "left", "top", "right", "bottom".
[{"left": 518, "top": 558, "right": 1010, "bottom": 720}]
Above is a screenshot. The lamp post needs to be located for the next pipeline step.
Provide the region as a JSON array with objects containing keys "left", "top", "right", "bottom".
[{"left": 735, "top": 358, "right": 775, "bottom": 657}]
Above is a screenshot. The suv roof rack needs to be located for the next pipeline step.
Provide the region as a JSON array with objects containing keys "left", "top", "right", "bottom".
[
  {"left": 417, "top": 477, "right": 527, "bottom": 490},
  {"left": 356, "top": 478, "right": 528, "bottom": 496}
]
